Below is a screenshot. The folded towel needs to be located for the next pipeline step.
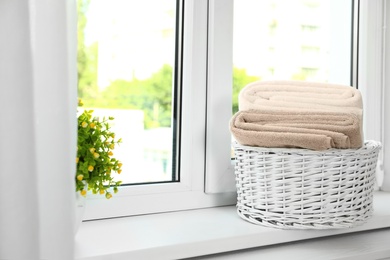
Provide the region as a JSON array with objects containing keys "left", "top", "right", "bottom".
[
  {"left": 230, "top": 109, "right": 362, "bottom": 151},
  {"left": 239, "top": 80, "right": 362, "bottom": 115},
  {"left": 238, "top": 80, "right": 364, "bottom": 145}
]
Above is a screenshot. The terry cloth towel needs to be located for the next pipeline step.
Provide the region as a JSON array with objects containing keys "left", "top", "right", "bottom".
[
  {"left": 230, "top": 109, "right": 362, "bottom": 151},
  {"left": 239, "top": 80, "right": 362, "bottom": 114},
  {"left": 238, "top": 80, "right": 364, "bottom": 144}
]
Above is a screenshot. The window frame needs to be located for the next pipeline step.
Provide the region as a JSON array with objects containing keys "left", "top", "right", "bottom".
[
  {"left": 206, "top": 0, "right": 356, "bottom": 193},
  {"left": 358, "top": 0, "right": 388, "bottom": 191},
  {"left": 82, "top": 0, "right": 390, "bottom": 221},
  {"left": 83, "top": 0, "right": 237, "bottom": 221},
  {"left": 205, "top": 0, "right": 236, "bottom": 194},
  {"left": 384, "top": 0, "right": 390, "bottom": 191}
]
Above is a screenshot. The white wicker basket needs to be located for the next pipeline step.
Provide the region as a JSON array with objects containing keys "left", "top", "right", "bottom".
[{"left": 233, "top": 140, "right": 382, "bottom": 229}]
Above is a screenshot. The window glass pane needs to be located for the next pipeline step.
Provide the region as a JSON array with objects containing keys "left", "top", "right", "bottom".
[
  {"left": 232, "top": 0, "right": 353, "bottom": 113},
  {"left": 77, "top": 0, "right": 179, "bottom": 184}
]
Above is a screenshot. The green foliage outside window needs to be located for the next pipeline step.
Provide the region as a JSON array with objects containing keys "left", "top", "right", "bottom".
[
  {"left": 77, "top": 0, "right": 98, "bottom": 101},
  {"left": 232, "top": 68, "right": 260, "bottom": 114},
  {"left": 79, "top": 65, "right": 173, "bottom": 129},
  {"left": 77, "top": 0, "right": 261, "bottom": 129}
]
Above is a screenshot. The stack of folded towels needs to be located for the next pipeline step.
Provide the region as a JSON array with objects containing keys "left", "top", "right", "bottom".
[{"left": 230, "top": 80, "right": 364, "bottom": 151}]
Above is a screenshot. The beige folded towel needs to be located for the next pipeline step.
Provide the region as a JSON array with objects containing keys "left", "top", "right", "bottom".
[{"left": 230, "top": 110, "right": 362, "bottom": 151}]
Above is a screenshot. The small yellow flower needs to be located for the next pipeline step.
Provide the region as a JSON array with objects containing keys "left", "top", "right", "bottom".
[
  {"left": 93, "top": 152, "right": 100, "bottom": 159},
  {"left": 105, "top": 192, "right": 112, "bottom": 199},
  {"left": 81, "top": 122, "right": 88, "bottom": 128},
  {"left": 77, "top": 174, "right": 83, "bottom": 181},
  {"left": 108, "top": 151, "right": 113, "bottom": 156},
  {"left": 111, "top": 133, "right": 115, "bottom": 138},
  {"left": 78, "top": 99, "right": 84, "bottom": 106},
  {"left": 117, "top": 169, "right": 122, "bottom": 174},
  {"left": 88, "top": 165, "right": 94, "bottom": 172},
  {"left": 89, "top": 122, "right": 96, "bottom": 128},
  {"left": 118, "top": 162, "right": 123, "bottom": 168},
  {"left": 99, "top": 189, "right": 105, "bottom": 195},
  {"left": 80, "top": 190, "right": 87, "bottom": 196},
  {"left": 76, "top": 157, "right": 79, "bottom": 163},
  {"left": 89, "top": 148, "right": 95, "bottom": 153},
  {"left": 110, "top": 144, "right": 115, "bottom": 149}
]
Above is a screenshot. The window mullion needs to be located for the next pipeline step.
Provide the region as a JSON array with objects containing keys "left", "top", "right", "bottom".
[
  {"left": 358, "top": 0, "right": 387, "bottom": 190},
  {"left": 382, "top": 0, "right": 390, "bottom": 191},
  {"left": 205, "top": 0, "right": 236, "bottom": 194}
]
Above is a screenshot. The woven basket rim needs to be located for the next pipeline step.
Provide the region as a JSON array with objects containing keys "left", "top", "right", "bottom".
[{"left": 233, "top": 140, "right": 381, "bottom": 155}]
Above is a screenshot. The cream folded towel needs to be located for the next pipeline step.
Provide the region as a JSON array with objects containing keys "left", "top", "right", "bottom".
[
  {"left": 239, "top": 80, "right": 362, "bottom": 115},
  {"left": 230, "top": 110, "right": 362, "bottom": 151}
]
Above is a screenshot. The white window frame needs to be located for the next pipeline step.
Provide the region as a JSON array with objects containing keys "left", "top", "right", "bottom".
[
  {"left": 83, "top": 0, "right": 237, "bottom": 220},
  {"left": 206, "top": 0, "right": 355, "bottom": 193},
  {"left": 359, "top": 0, "right": 389, "bottom": 191},
  {"left": 205, "top": 0, "right": 236, "bottom": 193},
  {"left": 384, "top": 0, "right": 390, "bottom": 191},
  {"left": 83, "top": 0, "right": 390, "bottom": 221}
]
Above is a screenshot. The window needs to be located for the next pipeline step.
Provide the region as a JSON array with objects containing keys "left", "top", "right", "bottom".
[
  {"left": 81, "top": 0, "right": 237, "bottom": 220},
  {"left": 232, "top": 0, "right": 353, "bottom": 86},
  {"left": 80, "top": 0, "right": 390, "bottom": 221},
  {"left": 77, "top": 0, "right": 179, "bottom": 185},
  {"left": 207, "top": 0, "right": 356, "bottom": 193}
]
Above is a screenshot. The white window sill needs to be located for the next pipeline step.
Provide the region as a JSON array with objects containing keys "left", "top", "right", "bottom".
[{"left": 75, "top": 191, "right": 390, "bottom": 260}]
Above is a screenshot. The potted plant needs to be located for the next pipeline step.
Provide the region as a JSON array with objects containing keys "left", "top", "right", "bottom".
[{"left": 75, "top": 99, "right": 122, "bottom": 199}]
